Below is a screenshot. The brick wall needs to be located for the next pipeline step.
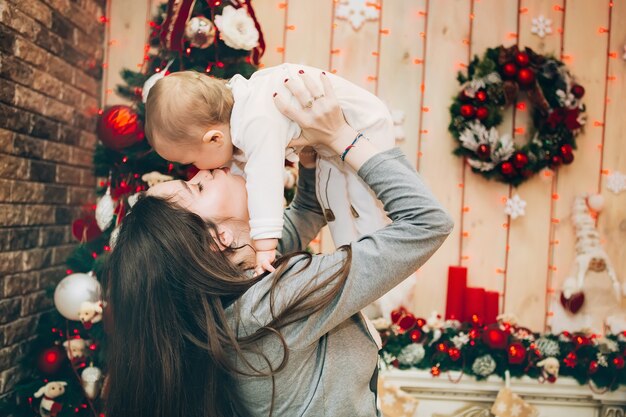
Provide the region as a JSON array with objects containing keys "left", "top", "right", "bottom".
[{"left": 0, "top": 0, "right": 104, "bottom": 396}]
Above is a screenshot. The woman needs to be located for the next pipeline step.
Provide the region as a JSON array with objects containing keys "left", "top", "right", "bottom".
[{"left": 102, "top": 72, "right": 454, "bottom": 417}]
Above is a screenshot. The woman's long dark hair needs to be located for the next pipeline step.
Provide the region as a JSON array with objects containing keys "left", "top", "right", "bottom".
[{"left": 101, "top": 195, "right": 351, "bottom": 417}]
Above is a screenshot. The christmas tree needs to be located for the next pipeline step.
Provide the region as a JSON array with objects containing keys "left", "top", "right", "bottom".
[{"left": 0, "top": 1, "right": 267, "bottom": 415}]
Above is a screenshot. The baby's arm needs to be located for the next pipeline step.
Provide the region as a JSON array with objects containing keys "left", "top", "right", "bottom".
[{"left": 239, "top": 117, "right": 291, "bottom": 275}]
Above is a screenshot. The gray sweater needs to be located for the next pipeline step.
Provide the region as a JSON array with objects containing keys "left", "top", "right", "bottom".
[{"left": 226, "top": 148, "right": 454, "bottom": 416}]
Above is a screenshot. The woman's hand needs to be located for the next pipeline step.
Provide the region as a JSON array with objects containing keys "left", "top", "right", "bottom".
[{"left": 274, "top": 71, "right": 354, "bottom": 149}]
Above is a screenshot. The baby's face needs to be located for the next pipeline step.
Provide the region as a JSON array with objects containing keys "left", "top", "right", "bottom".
[{"left": 152, "top": 124, "right": 233, "bottom": 170}]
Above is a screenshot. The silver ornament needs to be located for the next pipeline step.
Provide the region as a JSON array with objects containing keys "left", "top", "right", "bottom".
[
  {"left": 185, "top": 16, "right": 216, "bottom": 49},
  {"left": 81, "top": 365, "right": 103, "bottom": 400},
  {"left": 95, "top": 187, "right": 115, "bottom": 231},
  {"left": 472, "top": 354, "right": 496, "bottom": 377},
  {"left": 397, "top": 343, "right": 425, "bottom": 366},
  {"left": 535, "top": 337, "right": 560, "bottom": 357},
  {"left": 53, "top": 272, "right": 102, "bottom": 321}
]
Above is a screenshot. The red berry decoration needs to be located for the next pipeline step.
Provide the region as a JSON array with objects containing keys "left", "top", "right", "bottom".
[
  {"left": 409, "top": 329, "right": 422, "bottom": 343},
  {"left": 588, "top": 360, "right": 599, "bottom": 375},
  {"left": 477, "top": 144, "right": 491, "bottom": 161},
  {"left": 475, "top": 107, "right": 489, "bottom": 120},
  {"left": 507, "top": 342, "right": 526, "bottom": 365},
  {"left": 517, "top": 68, "right": 535, "bottom": 87},
  {"left": 513, "top": 152, "right": 528, "bottom": 169},
  {"left": 560, "top": 144, "right": 574, "bottom": 164},
  {"left": 97, "top": 105, "right": 145, "bottom": 151},
  {"left": 475, "top": 90, "right": 487, "bottom": 102},
  {"left": 483, "top": 324, "right": 509, "bottom": 349},
  {"left": 500, "top": 162, "right": 515, "bottom": 176},
  {"left": 448, "top": 347, "right": 461, "bottom": 361},
  {"left": 564, "top": 352, "right": 578, "bottom": 368},
  {"left": 613, "top": 356, "right": 625, "bottom": 370},
  {"left": 571, "top": 84, "right": 585, "bottom": 98},
  {"left": 551, "top": 155, "right": 563, "bottom": 167},
  {"left": 515, "top": 52, "right": 530, "bottom": 67},
  {"left": 431, "top": 365, "right": 441, "bottom": 377},
  {"left": 460, "top": 104, "right": 476, "bottom": 118},
  {"left": 502, "top": 62, "right": 518, "bottom": 78}
]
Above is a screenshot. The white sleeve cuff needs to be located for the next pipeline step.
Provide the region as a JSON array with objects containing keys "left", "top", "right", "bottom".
[{"left": 250, "top": 218, "right": 284, "bottom": 240}]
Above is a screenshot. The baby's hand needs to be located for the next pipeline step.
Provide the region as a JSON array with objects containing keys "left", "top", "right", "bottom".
[{"left": 254, "top": 249, "right": 276, "bottom": 277}]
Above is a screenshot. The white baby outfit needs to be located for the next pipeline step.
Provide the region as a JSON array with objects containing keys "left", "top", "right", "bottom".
[{"left": 227, "top": 63, "right": 395, "bottom": 246}]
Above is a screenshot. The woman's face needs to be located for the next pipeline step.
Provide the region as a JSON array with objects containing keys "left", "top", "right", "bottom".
[{"left": 147, "top": 168, "right": 249, "bottom": 223}]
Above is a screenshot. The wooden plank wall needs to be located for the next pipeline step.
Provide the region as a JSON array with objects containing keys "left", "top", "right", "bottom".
[{"left": 104, "top": 0, "right": 625, "bottom": 332}]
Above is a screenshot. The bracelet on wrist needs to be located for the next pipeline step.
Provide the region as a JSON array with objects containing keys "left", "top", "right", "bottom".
[{"left": 340, "top": 132, "right": 364, "bottom": 161}]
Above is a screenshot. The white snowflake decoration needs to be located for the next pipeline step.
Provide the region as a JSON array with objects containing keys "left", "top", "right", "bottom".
[
  {"left": 606, "top": 171, "right": 626, "bottom": 194},
  {"left": 462, "top": 72, "right": 501, "bottom": 98},
  {"left": 459, "top": 121, "right": 515, "bottom": 171},
  {"left": 504, "top": 194, "right": 527, "bottom": 220},
  {"left": 335, "top": 0, "right": 379, "bottom": 31},
  {"left": 531, "top": 15, "right": 553, "bottom": 38},
  {"left": 451, "top": 332, "right": 469, "bottom": 349}
]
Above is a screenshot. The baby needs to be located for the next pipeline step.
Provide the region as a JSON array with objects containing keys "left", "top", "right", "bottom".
[{"left": 145, "top": 63, "right": 394, "bottom": 275}]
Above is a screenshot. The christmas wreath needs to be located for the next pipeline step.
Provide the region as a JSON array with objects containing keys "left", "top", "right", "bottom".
[{"left": 448, "top": 45, "right": 586, "bottom": 186}]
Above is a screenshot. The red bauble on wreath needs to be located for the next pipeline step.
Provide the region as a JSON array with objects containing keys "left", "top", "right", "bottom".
[
  {"left": 449, "top": 45, "right": 586, "bottom": 186},
  {"left": 97, "top": 105, "right": 145, "bottom": 151}
]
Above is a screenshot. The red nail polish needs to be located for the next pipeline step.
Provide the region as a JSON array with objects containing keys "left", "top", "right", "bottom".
[
  {"left": 298, "top": 69, "right": 304, "bottom": 74},
  {"left": 284, "top": 78, "right": 288, "bottom": 83},
  {"left": 273, "top": 92, "right": 277, "bottom": 97}
]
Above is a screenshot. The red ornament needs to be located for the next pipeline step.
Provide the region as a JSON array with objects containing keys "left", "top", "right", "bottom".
[
  {"left": 517, "top": 68, "right": 536, "bottom": 87},
  {"left": 564, "top": 108, "right": 582, "bottom": 131},
  {"left": 507, "top": 342, "right": 526, "bottom": 365},
  {"left": 469, "top": 329, "right": 480, "bottom": 339},
  {"left": 482, "top": 324, "right": 509, "bottom": 349},
  {"left": 513, "top": 152, "right": 529, "bottom": 169},
  {"left": 416, "top": 318, "right": 427, "bottom": 328},
  {"left": 72, "top": 215, "right": 102, "bottom": 242},
  {"left": 477, "top": 144, "right": 491, "bottom": 161},
  {"left": 409, "top": 329, "right": 422, "bottom": 343},
  {"left": 515, "top": 52, "right": 530, "bottom": 67},
  {"left": 460, "top": 104, "right": 476, "bottom": 118},
  {"left": 502, "top": 62, "right": 518, "bottom": 78},
  {"left": 571, "top": 84, "right": 585, "bottom": 98},
  {"left": 560, "top": 144, "right": 574, "bottom": 164},
  {"left": 398, "top": 313, "right": 417, "bottom": 332},
  {"left": 448, "top": 347, "right": 461, "bottom": 361},
  {"left": 97, "top": 105, "right": 145, "bottom": 151},
  {"left": 588, "top": 360, "right": 599, "bottom": 375},
  {"left": 37, "top": 346, "right": 66, "bottom": 374},
  {"left": 500, "top": 162, "right": 515, "bottom": 176},
  {"left": 475, "top": 107, "right": 489, "bottom": 120},
  {"left": 431, "top": 365, "right": 441, "bottom": 377},
  {"left": 560, "top": 291, "right": 585, "bottom": 314},
  {"left": 613, "top": 356, "right": 625, "bottom": 369},
  {"left": 550, "top": 155, "right": 563, "bottom": 167},
  {"left": 475, "top": 90, "right": 487, "bottom": 102}
]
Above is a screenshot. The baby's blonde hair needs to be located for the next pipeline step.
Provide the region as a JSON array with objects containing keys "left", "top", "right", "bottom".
[{"left": 144, "top": 71, "right": 234, "bottom": 146}]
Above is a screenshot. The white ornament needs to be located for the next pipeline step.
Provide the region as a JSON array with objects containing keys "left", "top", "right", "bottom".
[
  {"left": 54, "top": 272, "right": 102, "bottom": 321},
  {"left": 34, "top": 381, "right": 67, "bottom": 417},
  {"left": 531, "top": 15, "right": 553, "bottom": 38},
  {"left": 81, "top": 365, "right": 103, "bottom": 400},
  {"left": 451, "top": 332, "right": 469, "bottom": 349},
  {"left": 397, "top": 343, "right": 425, "bottom": 366},
  {"left": 142, "top": 59, "right": 173, "bottom": 103},
  {"left": 95, "top": 187, "right": 115, "bottom": 231},
  {"left": 335, "top": 0, "right": 379, "bottom": 31},
  {"left": 214, "top": 6, "right": 259, "bottom": 51},
  {"left": 606, "top": 171, "right": 626, "bottom": 194},
  {"left": 504, "top": 194, "right": 527, "bottom": 220}
]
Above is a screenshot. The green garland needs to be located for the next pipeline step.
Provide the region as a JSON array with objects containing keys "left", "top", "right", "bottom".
[
  {"left": 448, "top": 45, "right": 586, "bottom": 187},
  {"left": 378, "top": 309, "right": 626, "bottom": 391}
]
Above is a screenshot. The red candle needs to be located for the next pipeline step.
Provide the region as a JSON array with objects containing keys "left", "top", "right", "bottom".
[
  {"left": 463, "top": 287, "right": 485, "bottom": 323},
  {"left": 445, "top": 266, "right": 467, "bottom": 321},
  {"left": 484, "top": 291, "right": 499, "bottom": 325}
]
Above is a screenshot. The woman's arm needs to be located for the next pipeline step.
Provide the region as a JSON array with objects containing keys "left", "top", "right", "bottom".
[{"left": 278, "top": 159, "right": 326, "bottom": 255}]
